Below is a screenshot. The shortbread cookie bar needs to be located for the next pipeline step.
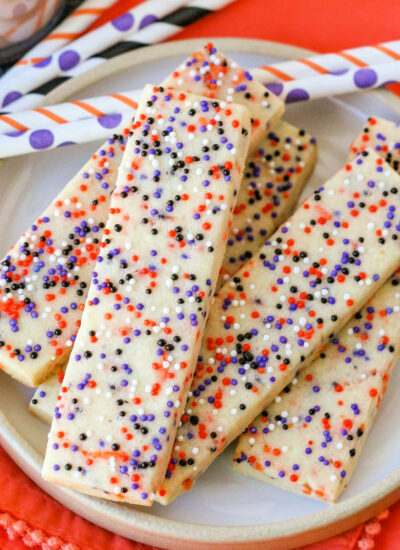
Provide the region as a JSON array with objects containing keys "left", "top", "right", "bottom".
[
  {"left": 234, "top": 270, "right": 400, "bottom": 502},
  {"left": 219, "top": 121, "right": 317, "bottom": 286},
  {"left": 349, "top": 116, "right": 400, "bottom": 168},
  {"left": 155, "top": 151, "right": 400, "bottom": 504},
  {"left": 162, "top": 43, "right": 284, "bottom": 151},
  {"left": 42, "top": 85, "right": 251, "bottom": 506},
  {"left": 232, "top": 118, "right": 400, "bottom": 502},
  {"left": 0, "top": 132, "right": 129, "bottom": 386}
]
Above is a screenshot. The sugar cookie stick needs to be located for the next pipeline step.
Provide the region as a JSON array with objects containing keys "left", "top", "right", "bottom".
[
  {"left": 219, "top": 121, "right": 317, "bottom": 287},
  {"left": 234, "top": 271, "right": 400, "bottom": 503},
  {"left": 155, "top": 151, "right": 400, "bottom": 504},
  {"left": 30, "top": 120, "right": 318, "bottom": 421},
  {"left": 162, "top": 43, "right": 284, "bottom": 151},
  {"left": 0, "top": 133, "right": 129, "bottom": 386},
  {"left": 233, "top": 116, "right": 399, "bottom": 502},
  {"left": 42, "top": 85, "right": 251, "bottom": 506}
]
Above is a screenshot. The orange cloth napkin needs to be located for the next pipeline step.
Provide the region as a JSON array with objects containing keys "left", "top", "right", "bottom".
[
  {"left": 2, "top": 0, "right": 400, "bottom": 549},
  {"left": 0, "top": 445, "right": 392, "bottom": 550}
]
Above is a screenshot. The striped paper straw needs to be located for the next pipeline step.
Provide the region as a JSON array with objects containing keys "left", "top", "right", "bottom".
[
  {"left": 3, "top": 0, "right": 116, "bottom": 81},
  {"left": 2, "top": 0, "right": 233, "bottom": 113},
  {"left": 261, "top": 61, "right": 400, "bottom": 103},
  {"left": 0, "top": 91, "right": 140, "bottom": 133},
  {"left": 253, "top": 40, "right": 400, "bottom": 83},
  {"left": 0, "top": 110, "right": 133, "bottom": 158},
  {"left": 3, "top": 57, "right": 400, "bottom": 158},
  {"left": 0, "top": 0, "right": 190, "bottom": 109}
]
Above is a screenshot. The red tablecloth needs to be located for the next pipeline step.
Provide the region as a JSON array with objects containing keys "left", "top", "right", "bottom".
[{"left": 2, "top": 1, "right": 400, "bottom": 548}]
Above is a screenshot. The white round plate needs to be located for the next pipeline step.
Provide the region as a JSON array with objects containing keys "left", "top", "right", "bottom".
[{"left": 1, "top": 39, "right": 400, "bottom": 550}]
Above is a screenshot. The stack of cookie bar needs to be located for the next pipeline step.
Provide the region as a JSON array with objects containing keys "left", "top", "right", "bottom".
[{"left": 1, "top": 45, "right": 399, "bottom": 507}]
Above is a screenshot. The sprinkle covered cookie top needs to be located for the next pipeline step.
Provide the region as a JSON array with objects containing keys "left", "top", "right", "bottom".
[
  {"left": 349, "top": 116, "right": 400, "bottom": 172},
  {"left": 156, "top": 151, "right": 400, "bottom": 504},
  {"left": 0, "top": 131, "right": 129, "bottom": 386},
  {"left": 31, "top": 121, "right": 318, "bottom": 425},
  {"left": 162, "top": 43, "right": 284, "bottom": 151},
  {"left": 43, "top": 85, "right": 251, "bottom": 506},
  {"left": 219, "top": 121, "right": 317, "bottom": 287},
  {"left": 234, "top": 270, "right": 400, "bottom": 503}
]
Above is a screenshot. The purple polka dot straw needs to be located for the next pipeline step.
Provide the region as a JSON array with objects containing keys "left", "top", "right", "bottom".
[
  {"left": 0, "top": 0, "right": 189, "bottom": 111},
  {"left": 260, "top": 61, "right": 400, "bottom": 104}
]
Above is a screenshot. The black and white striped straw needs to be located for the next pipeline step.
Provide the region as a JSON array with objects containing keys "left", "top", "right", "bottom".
[{"left": 2, "top": 0, "right": 235, "bottom": 113}]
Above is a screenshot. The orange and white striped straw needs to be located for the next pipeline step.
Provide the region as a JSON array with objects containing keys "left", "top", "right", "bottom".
[
  {"left": 2, "top": 55, "right": 400, "bottom": 158},
  {"left": 251, "top": 40, "right": 400, "bottom": 84},
  {"left": 3, "top": 0, "right": 115, "bottom": 81},
  {"left": 0, "top": 110, "right": 133, "bottom": 158},
  {"left": 0, "top": 90, "right": 140, "bottom": 134},
  {"left": 259, "top": 61, "right": 400, "bottom": 104},
  {"left": 3, "top": 37, "right": 400, "bottom": 156},
  {"left": 0, "top": 0, "right": 190, "bottom": 110},
  {"left": 2, "top": 0, "right": 234, "bottom": 113}
]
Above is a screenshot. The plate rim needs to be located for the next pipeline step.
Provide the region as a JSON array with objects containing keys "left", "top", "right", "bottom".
[{"left": 1, "top": 37, "right": 400, "bottom": 550}]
